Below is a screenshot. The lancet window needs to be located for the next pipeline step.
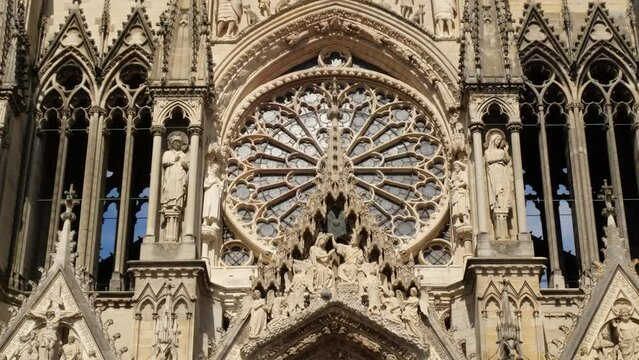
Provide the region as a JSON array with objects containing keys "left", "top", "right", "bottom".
[
  {"left": 519, "top": 60, "right": 578, "bottom": 288},
  {"left": 580, "top": 58, "right": 639, "bottom": 257}
]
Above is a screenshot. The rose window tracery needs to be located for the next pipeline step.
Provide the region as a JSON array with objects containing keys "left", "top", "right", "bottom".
[{"left": 225, "top": 74, "right": 449, "bottom": 251}]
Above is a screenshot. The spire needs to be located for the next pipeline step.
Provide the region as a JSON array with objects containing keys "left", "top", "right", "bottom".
[
  {"left": 52, "top": 184, "right": 80, "bottom": 268},
  {"left": 497, "top": 280, "right": 522, "bottom": 360},
  {"left": 598, "top": 179, "right": 617, "bottom": 227}
]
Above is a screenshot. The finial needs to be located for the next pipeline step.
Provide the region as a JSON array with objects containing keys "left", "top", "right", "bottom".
[
  {"left": 134, "top": 0, "right": 145, "bottom": 7},
  {"left": 71, "top": 0, "right": 81, "bottom": 8},
  {"left": 598, "top": 179, "right": 617, "bottom": 227},
  {"left": 61, "top": 184, "right": 80, "bottom": 223}
]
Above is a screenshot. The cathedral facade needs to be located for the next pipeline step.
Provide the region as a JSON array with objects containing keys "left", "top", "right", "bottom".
[{"left": 1, "top": 0, "right": 639, "bottom": 358}]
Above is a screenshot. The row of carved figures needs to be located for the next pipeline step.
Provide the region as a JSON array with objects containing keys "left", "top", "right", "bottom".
[{"left": 216, "top": 0, "right": 458, "bottom": 38}]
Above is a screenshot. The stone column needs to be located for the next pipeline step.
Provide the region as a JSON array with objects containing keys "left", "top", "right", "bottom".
[
  {"left": 183, "top": 125, "right": 202, "bottom": 244},
  {"left": 144, "top": 125, "right": 165, "bottom": 243},
  {"left": 110, "top": 108, "right": 137, "bottom": 290},
  {"left": 506, "top": 121, "right": 528, "bottom": 240},
  {"left": 470, "top": 122, "right": 489, "bottom": 237},
  {"left": 536, "top": 106, "right": 564, "bottom": 288},
  {"left": 604, "top": 104, "right": 629, "bottom": 244},
  {"left": 46, "top": 110, "right": 71, "bottom": 262}
]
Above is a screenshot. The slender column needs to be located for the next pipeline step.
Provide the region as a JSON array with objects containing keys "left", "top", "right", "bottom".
[
  {"left": 183, "top": 125, "right": 202, "bottom": 244},
  {"left": 507, "top": 121, "right": 528, "bottom": 239},
  {"left": 604, "top": 104, "right": 629, "bottom": 244},
  {"left": 144, "top": 125, "right": 165, "bottom": 242},
  {"left": 567, "top": 102, "right": 597, "bottom": 270},
  {"left": 470, "top": 122, "right": 489, "bottom": 236},
  {"left": 632, "top": 109, "right": 639, "bottom": 191},
  {"left": 77, "top": 106, "right": 105, "bottom": 273},
  {"left": 45, "top": 110, "right": 71, "bottom": 262},
  {"left": 110, "top": 108, "right": 137, "bottom": 290},
  {"left": 536, "top": 106, "right": 564, "bottom": 288}
]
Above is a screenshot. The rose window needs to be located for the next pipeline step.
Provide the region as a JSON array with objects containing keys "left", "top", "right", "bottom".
[{"left": 225, "top": 76, "right": 448, "bottom": 250}]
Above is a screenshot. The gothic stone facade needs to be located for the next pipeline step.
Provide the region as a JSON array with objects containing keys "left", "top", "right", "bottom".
[{"left": 1, "top": 0, "right": 639, "bottom": 359}]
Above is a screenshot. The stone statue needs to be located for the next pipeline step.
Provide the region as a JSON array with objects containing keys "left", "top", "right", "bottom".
[
  {"left": 243, "top": 5, "right": 259, "bottom": 26},
  {"left": 287, "top": 261, "right": 310, "bottom": 313},
  {"left": 258, "top": 0, "right": 271, "bottom": 16},
  {"left": 411, "top": 4, "right": 425, "bottom": 24},
  {"left": 485, "top": 130, "right": 512, "bottom": 240},
  {"left": 27, "top": 296, "right": 80, "bottom": 360},
  {"left": 202, "top": 142, "right": 226, "bottom": 227},
  {"left": 611, "top": 299, "right": 639, "bottom": 359},
  {"left": 152, "top": 303, "right": 179, "bottom": 360},
  {"left": 267, "top": 290, "right": 287, "bottom": 324},
  {"left": 60, "top": 335, "right": 81, "bottom": 360},
  {"left": 217, "top": 0, "right": 243, "bottom": 37},
  {"left": 331, "top": 233, "right": 364, "bottom": 283},
  {"left": 396, "top": 0, "right": 414, "bottom": 18},
  {"left": 249, "top": 290, "right": 268, "bottom": 338},
  {"left": 383, "top": 289, "right": 405, "bottom": 328},
  {"left": 450, "top": 120, "right": 466, "bottom": 157},
  {"left": 450, "top": 161, "right": 470, "bottom": 227},
  {"left": 402, "top": 287, "right": 422, "bottom": 340},
  {"left": 161, "top": 131, "right": 189, "bottom": 212},
  {"left": 364, "top": 263, "right": 383, "bottom": 315},
  {"left": 309, "top": 233, "right": 336, "bottom": 290},
  {"left": 433, "top": 0, "right": 456, "bottom": 36},
  {"left": 326, "top": 204, "right": 348, "bottom": 240}
]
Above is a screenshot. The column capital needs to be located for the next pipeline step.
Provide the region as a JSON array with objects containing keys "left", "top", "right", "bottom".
[
  {"left": 151, "top": 125, "right": 166, "bottom": 136},
  {"left": 507, "top": 122, "right": 523, "bottom": 133},
  {"left": 126, "top": 107, "right": 139, "bottom": 117},
  {"left": 89, "top": 106, "right": 106, "bottom": 116},
  {"left": 468, "top": 122, "right": 485, "bottom": 133},
  {"left": 188, "top": 124, "right": 203, "bottom": 136},
  {"left": 567, "top": 101, "right": 583, "bottom": 111}
]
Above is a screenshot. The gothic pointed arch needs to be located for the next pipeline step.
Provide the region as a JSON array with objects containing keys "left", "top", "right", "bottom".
[
  {"left": 213, "top": 0, "right": 459, "bottom": 128},
  {"left": 517, "top": 2, "right": 571, "bottom": 70}
]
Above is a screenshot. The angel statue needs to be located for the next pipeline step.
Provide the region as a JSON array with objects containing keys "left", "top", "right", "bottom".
[
  {"left": 402, "top": 287, "right": 423, "bottom": 340},
  {"left": 383, "top": 289, "right": 405, "bottom": 328},
  {"left": 217, "top": 0, "right": 243, "bottom": 37}
]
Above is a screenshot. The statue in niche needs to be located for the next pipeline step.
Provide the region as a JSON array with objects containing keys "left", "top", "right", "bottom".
[
  {"left": 433, "top": 0, "right": 456, "bottom": 37},
  {"left": 202, "top": 142, "right": 226, "bottom": 228},
  {"left": 402, "top": 287, "right": 422, "bottom": 340},
  {"left": 485, "top": 130, "right": 513, "bottom": 240},
  {"left": 363, "top": 263, "right": 383, "bottom": 315},
  {"left": 383, "top": 289, "right": 405, "bottom": 328},
  {"left": 309, "top": 233, "right": 336, "bottom": 290},
  {"left": 331, "top": 232, "right": 364, "bottom": 283},
  {"left": 60, "top": 335, "right": 81, "bottom": 360},
  {"left": 161, "top": 131, "right": 189, "bottom": 242},
  {"left": 396, "top": 0, "right": 414, "bottom": 18},
  {"left": 326, "top": 203, "right": 348, "bottom": 240},
  {"left": 27, "top": 293, "right": 80, "bottom": 360},
  {"left": 217, "top": 0, "right": 243, "bottom": 37},
  {"left": 287, "top": 260, "right": 311, "bottom": 313},
  {"left": 258, "top": 0, "right": 271, "bottom": 16},
  {"left": 249, "top": 290, "right": 268, "bottom": 338},
  {"left": 450, "top": 160, "right": 470, "bottom": 227},
  {"left": 450, "top": 119, "right": 466, "bottom": 157}
]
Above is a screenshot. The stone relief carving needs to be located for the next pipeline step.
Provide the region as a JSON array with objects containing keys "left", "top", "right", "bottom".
[
  {"left": 161, "top": 131, "right": 190, "bottom": 242},
  {"left": 151, "top": 283, "right": 179, "bottom": 360},
  {"left": 592, "top": 298, "right": 639, "bottom": 360},
  {"left": 485, "top": 129, "right": 513, "bottom": 241},
  {"left": 213, "top": 0, "right": 459, "bottom": 38}
]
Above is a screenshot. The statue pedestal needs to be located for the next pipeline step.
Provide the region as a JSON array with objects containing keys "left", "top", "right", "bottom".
[
  {"left": 140, "top": 241, "right": 197, "bottom": 260},
  {"left": 161, "top": 207, "right": 182, "bottom": 243},
  {"left": 476, "top": 238, "right": 534, "bottom": 257}
]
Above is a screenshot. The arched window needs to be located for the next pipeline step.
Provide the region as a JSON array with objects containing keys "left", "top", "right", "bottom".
[
  {"left": 581, "top": 58, "right": 638, "bottom": 257},
  {"left": 96, "top": 62, "right": 152, "bottom": 290},
  {"left": 520, "top": 61, "right": 578, "bottom": 288}
]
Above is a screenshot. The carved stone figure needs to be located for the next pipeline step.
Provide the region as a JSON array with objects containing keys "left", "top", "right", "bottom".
[
  {"left": 258, "top": 0, "right": 271, "bottom": 16},
  {"left": 243, "top": 5, "right": 259, "bottom": 26},
  {"left": 485, "top": 130, "right": 512, "bottom": 240},
  {"left": 396, "top": 0, "right": 414, "bottom": 18},
  {"left": 249, "top": 290, "right": 268, "bottom": 338},
  {"left": 161, "top": 131, "right": 189, "bottom": 211},
  {"left": 287, "top": 261, "right": 310, "bottom": 313},
  {"left": 450, "top": 120, "right": 466, "bottom": 157},
  {"left": 331, "top": 233, "right": 364, "bottom": 283},
  {"left": 411, "top": 4, "right": 425, "bottom": 25},
  {"left": 402, "top": 287, "right": 422, "bottom": 340},
  {"left": 383, "top": 289, "right": 405, "bottom": 328},
  {"left": 611, "top": 299, "right": 639, "bottom": 360},
  {"left": 267, "top": 290, "right": 287, "bottom": 324},
  {"left": 274, "top": 0, "right": 289, "bottom": 13},
  {"left": 217, "top": 0, "right": 243, "bottom": 37},
  {"left": 309, "top": 233, "right": 336, "bottom": 290},
  {"left": 60, "top": 335, "right": 81, "bottom": 360},
  {"left": 450, "top": 161, "right": 470, "bottom": 227},
  {"left": 28, "top": 297, "right": 80, "bottom": 360},
  {"left": 364, "top": 263, "right": 383, "bottom": 315},
  {"left": 202, "top": 142, "right": 226, "bottom": 227},
  {"left": 433, "top": 0, "right": 456, "bottom": 36}
]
